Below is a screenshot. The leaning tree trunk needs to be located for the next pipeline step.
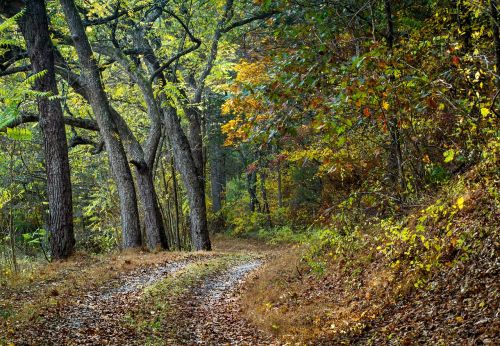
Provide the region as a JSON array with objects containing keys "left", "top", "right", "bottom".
[
  {"left": 108, "top": 107, "right": 167, "bottom": 250},
  {"left": 18, "top": 0, "right": 75, "bottom": 259},
  {"left": 59, "top": 0, "right": 141, "bottom": 248},
  {"left": 164, "top": 106, "right": 211, "bottom": 251}
]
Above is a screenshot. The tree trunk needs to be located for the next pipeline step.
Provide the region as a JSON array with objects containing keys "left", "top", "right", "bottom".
[
  {"left": 59, "top": 0, "right": 141, "bottom": 249},
  {"left": 207, "top": 108, "right": 226, "bottom": 214},
  {"left": 18, "top": 0, "right": 75, "bottom": 259},
  {"left": 384, "top": 0, "right": 395, "bottom": 50},
  {"left": 171, "top": 154, "right": 182, "bottom": 250},
  {"left": 136, "top": 167, "right": 167, "bottom": 250},
  {"left": 187, "top": 108, "right": 205, "bottom": 178},
  {"left": 277, "top": 161, "right": 283, "bottom": 208},
  {"left": 247, "top": 170, "right": 259, "bottom": 212},
  {"left": 128, "top": 25, "right": 211, "bottom": 251},
  {"left": 108, "top": 108, "right": 167, "bottom": 250},
  {"left": 210, "top": 151, "right": 225, "bottom": 214},
  {"left": 260, "top": 172, "right": 272, "bottom": 228},
  {"left": 164, "top": 106, "right": 211, "bottom": 251},
  {"left": 54, "top": 47, "right": 164, "bottom": 251}
]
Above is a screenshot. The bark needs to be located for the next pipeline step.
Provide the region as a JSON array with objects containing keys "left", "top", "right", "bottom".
[
  {"left": 207, "top": 106, "right": 226, "bottom": 232},
  {"left": 277, "top": 161, "right": 283, "bottom": 208},
  {"left": 136, "top": 166, "right": 166, "bottom": 250},
  {"left": 171, "top": 154, "right": 182, "bottom": 250},
  {"left": 18, "top": 0, "right": 75, "bottom": 259},
  {"left": 54, "top": 49, "right": 166, "bottom": 250},
  {"left": 239, "top": 150, "right": 259, "bottom": 212},
  {"left": 186, "top": 107, "right": 204, "bottom": 178},
  {"left": 59, "top": 0, "right": 141, "bottom": 249},
  {"left": 384, "top": 0, "right": 395, "bottom": 50},
  {"left": 13, "top": 112, "right": 99, "bottom": 131},
  {"left": 260, "top": 172, "right": 272, "bottom": 228},
  {"left": 247, "top": 170, "right": 259, "bottom": 212},
  {"left": 97, "top": 37, "right": 170, "bottom": 251},
  {"left": 108, "top": 107, "right": 167, "bottom": 251},
  {"left": 164, "top": 106, "right": 211, "bottom": 250},
  {"left": 210, "top": 148, "right": 225, "bottom": 214}
]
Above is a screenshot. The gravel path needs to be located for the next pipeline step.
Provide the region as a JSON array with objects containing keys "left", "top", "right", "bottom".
[
  {"left": 9, "top": 254, "right": 276, "bottom": 346},
  {"left": 13, "top": 258, "right": 194, "bottom": 345},
  {"left": 169, "top": 259, "right": 277, "bottom": 345}
]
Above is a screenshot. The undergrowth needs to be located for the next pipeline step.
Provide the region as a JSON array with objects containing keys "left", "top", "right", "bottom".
[{"left": 239, "top": 140, "right": 499, "bottom": 343}]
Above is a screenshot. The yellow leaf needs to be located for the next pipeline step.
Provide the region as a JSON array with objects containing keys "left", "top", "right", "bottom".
[
  {"left": 456, "top": 196, "right": 464, "bottom": 210},
  {"left": 480, "top": 107, "right": 490, "bottom": 117},
  {"left": 382, "top": 101, "right": 390, "bottom": 110}
]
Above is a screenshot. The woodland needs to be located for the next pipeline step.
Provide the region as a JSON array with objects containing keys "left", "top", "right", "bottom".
[{"left": 0, "top": 0, "right": 498, "bottom": 344}]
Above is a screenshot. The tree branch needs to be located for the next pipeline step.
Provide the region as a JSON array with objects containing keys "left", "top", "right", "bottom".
[
  {"left": 221, "top": 10, "right": 278, "bottom": 33},
  {"left": 193, "top": 0, "right": 234, "bottom": 102},
  {"left": 82, "top": 4, "right": 148, "bottom": 26},
  {"left": 0, "top": 64, "right": 30, "bottom": 76},
  {"left": 4, "top": 111, "right": 99, "bottom": 131},
  {"left": 149, "top": 10, "right": 201, "bottom": 82}
]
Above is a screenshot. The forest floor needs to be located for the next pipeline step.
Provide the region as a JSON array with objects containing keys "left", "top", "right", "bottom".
[
  {"left": 0, "top": 236, "right": 279, "bottom": 345},
  {"left": 1, "top": 224, "right": 498, "bottom": 345}
]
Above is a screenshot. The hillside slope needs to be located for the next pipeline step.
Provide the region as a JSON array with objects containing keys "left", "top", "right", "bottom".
[{"left": 240, "top": 156, "right": 499, "bottom": 344}]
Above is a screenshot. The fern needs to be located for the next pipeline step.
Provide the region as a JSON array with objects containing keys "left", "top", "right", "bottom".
[
  {"left": 0, "top": 10, "right": 24, "bottom": 34},
  {"left": 23, "top": 70, "right": 48, "bottom": 86},
  {"left": 0, "top": 104, "right": 19, "bottom": 130},
  {"left": 0, "top": 10, "right": 24, "bottom": 50}
]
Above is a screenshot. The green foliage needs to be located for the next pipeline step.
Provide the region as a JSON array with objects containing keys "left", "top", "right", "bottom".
[
  {"left": 257, "top": 225, "right": 307, "bottom": 244},
  {"left": 81, "top": 180, "right": 120, "bottom": 252},
  {"left": 22, "top": 228, "right": 46, "bottom": 247},
  {"left": 78, "top": 228, "right": 117, "bottom": 254}
]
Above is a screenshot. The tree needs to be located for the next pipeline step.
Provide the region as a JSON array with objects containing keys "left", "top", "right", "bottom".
[
  {"left": 1, "top": 0, "right": 76, "bottom": 259},
  {"left": 74, "top": 0, "right": 275, "bottom": 250},
  {"left": 58, "top": 0, "right": 142, "bottom": 249}
]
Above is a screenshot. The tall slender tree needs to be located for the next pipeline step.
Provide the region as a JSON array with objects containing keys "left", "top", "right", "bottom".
[
  {"left": 58, "top": 0, "right": 142, "bottom": 249},
  {"left": 13, "top": 0, "right": 75, "bottom": 259}
]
